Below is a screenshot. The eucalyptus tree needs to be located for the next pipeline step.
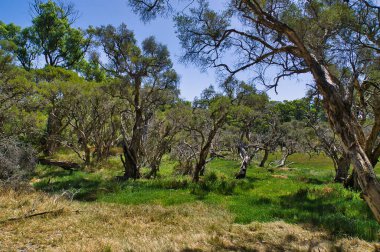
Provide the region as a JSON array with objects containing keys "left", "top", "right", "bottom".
[
  {"left": 93, "top": 24, "right": 179, "bottom": 179},
  {"left": 29, "top": 0, "right": 91, "bottom": 68},
  {"left": 253, "top": 107, "right": 283, "bottom": 168},
  {"left": 142, "top": 104, "right": 183, "bottom": 178},
  {"left": 128, "top": 0, "right": 380, "bottom": 223},
  {"left": 174, "top": 86, "right": 231, "bottom": 182},
  {"left": 34, "top": 66, "right": 83, "bottom": 155},
  {"left": 303, "top": 95, "right": 351, "bottom": 182},
  {"left": 0, "top": 47, "right": 36, "bottom": 138},
  {"left": 0, "top": 0, "right": 91, "bottom": 70},
  {"left": 227, "top": 82, "right": 270, "bottom": 177},
  {"left": 57, "top": 82, "right": 121, "bottom": 165}
]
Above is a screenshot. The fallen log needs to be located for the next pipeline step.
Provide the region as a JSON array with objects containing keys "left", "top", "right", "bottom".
[
  {"left": 0, "top": 208, "right": 64, "bottom": 224},
  {"left": 38, "top": 158, "right": 81, "bottom": 172}
]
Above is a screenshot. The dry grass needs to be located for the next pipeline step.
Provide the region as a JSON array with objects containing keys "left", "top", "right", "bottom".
[{"left": 0, "top": 188, "right": 378, "bottom": 252}]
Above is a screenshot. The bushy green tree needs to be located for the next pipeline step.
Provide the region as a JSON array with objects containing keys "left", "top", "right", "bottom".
[{"left": 93, "top": 24, "right": 179, "bottom": 179}]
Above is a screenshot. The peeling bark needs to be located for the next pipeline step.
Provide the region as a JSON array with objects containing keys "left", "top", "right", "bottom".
[{"left": 243, "top": 0, "right": 380, "bottom": 223}]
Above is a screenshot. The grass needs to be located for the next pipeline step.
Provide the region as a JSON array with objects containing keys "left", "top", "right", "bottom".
[
  {"left": 31, "top": 152, "right": 380, "bottom": 242},
  {"left": 0, "top": 188, "right": 377, "bottom": 251}
]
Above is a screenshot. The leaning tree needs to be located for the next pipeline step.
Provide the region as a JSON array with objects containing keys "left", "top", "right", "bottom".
[{"left": 128, "top": 0, "right": 380, "bottom": 222}]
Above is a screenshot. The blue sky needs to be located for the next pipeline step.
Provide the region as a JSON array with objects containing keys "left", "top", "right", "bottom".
[{"left": 0, "top": 0, "right": 310, "bottom": 101}]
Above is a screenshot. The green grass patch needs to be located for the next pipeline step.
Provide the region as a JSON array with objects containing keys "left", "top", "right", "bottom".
[{"left": 33, "top": 153, "right": 380, "bottom": 241}]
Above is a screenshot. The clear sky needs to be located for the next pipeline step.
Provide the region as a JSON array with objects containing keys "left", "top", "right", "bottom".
[{"left": 0, "top": 0, "right": 310, "bottom": 101}]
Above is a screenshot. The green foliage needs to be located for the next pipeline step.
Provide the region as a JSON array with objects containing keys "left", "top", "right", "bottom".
[{"left": 30, "top": 0, "right": 90, "bottom": 68}]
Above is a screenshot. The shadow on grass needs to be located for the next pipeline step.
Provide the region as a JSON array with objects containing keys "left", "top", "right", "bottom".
[
  {"left": 297, "top": 176, "right": 326, "bottom": 185},
  {"left": 274, "top": 188, "right": 380, "bottom": 241},
  {"left": 231, "top": 187, "right": 379, "bottom": 241},
  {"left": 34, "top": 171, "right": 122, "bottom": 201},
  {"left": 36, "top": 166, "right": 73, "bottom": 179}
]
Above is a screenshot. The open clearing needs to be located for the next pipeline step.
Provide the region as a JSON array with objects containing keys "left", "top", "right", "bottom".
[{"left": 1, "top": 153, "right": 379, "bottom": 251}]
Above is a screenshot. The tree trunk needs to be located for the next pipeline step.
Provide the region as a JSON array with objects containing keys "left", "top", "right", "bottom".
[
  {"left": 275, "top": 148, "right": 291, "bottom": 168},
  {"left": 42, "top": 112, "right": 57, "bottom": 156},
  {"left": 259, "top": 149, "right": 269, "bottom": 167},
  {"left": 145, "top": 163, "right": 159, "bottom": 179},
  {"left": 192, "top": 115, "right": 227, "bottom": 182},
  {"left": 236, "top": 145, "right": 250, "bottom": 179},
  {"left": 121, "top": 78, "right": 143, "bottom": 180},
  {"left": 121, "top": 142, "right": 139, "bottom": 179},
  {"left": 334, "top": 154, "right": 350, "bottom": 183},
  {"left": 38, "top": 158, "right": 80, "bottom": 173},
  {"left": 345, "top": 169, "right": 361, "bottom": 191},
  {"left": 84, "top": 145, "right": 91, "bottom": 166},
  {"left": 193, "top": 147, "right": 209, "bottom": 182},
  {"left": 307, "top": 56, "right": 380, "bottom": 223}
]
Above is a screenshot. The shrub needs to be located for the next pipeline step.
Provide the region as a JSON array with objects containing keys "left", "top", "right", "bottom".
[{"left": 0, "top": 137, "right": 36, "bottom": 184}]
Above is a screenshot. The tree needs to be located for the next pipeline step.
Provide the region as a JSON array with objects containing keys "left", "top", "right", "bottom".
[
  {"left": 29, "top": 0, "right": 91, "bottom": 68},
  {"left": 34, "top": 66, "right": 83, "bottom": 155},
  {"left": 142, "top": 104, "right": 183, "bottom": 178},
  {"left": 303, "top": 95, "right": 351, "bottom": 183},
  {"left": 225, "top": 82, "right": 270, "bottom": 177},
  {"left": 0, "top": 50, "right": 36, "bottom": 185},
  {"left": 58, "top": 82, "right": 120, "bottom": 165},
  {"left": 128, "top": 0, "right": 380, "bottom": 223},
  {"left": 172, "top": 86, "right": 231, "bottom": 182},
  {"left": 93, "top": 24, "right": 179, "bottom": 179},
  {"left": 0, "top": 0, "right": 91, "bottom": 70}
]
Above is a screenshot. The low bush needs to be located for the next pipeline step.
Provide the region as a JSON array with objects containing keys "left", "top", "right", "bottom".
[{"left": 0, "top": 137, "right": 36, "bottom": 185}]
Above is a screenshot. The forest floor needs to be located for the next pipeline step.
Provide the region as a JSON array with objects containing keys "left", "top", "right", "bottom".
[{"left": 1, "top": 152, "right": 380, "bottom": 251}]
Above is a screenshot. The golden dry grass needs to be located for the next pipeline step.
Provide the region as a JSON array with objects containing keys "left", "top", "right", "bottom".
[{"left": 0, "top": 188, "right": 378, "bottom": 252}]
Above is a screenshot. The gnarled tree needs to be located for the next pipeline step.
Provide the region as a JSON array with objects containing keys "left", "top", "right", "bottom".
[
  {"left": 93, "top": 24, "right": 179, "bottom": 179},
  {"left": 128, "top": 0, "right": 380, "bottom": 222}
]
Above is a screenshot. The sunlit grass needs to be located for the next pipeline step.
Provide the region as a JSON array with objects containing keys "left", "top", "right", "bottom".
[{"left": 33, "top": 152, "right": 380, "bottom": 241}]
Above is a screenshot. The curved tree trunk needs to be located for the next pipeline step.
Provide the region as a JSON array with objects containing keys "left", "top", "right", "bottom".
[
  {"left": 193, "top": 147, "right": 209, "bottom": 182},
  {"left": 259, "top": 149, "right": 269, "bottom": 167},
  {"left": 276, "top": 148, "right": 290, "bottom": 168},
  {"left": 193, "top": 115, "right": 227, "bottom": 182},
  {"left": 308, "top": 58, "right": 380, "bottom": 223},
  {"left": 243, "top": 0, "right": 380, "bottom": 223}
]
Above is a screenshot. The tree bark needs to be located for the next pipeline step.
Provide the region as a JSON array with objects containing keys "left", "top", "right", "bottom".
[
  {"left": 334, "top": 154, "right": 350, "bottom": 183},
  {"left": 270, "top": 12, "right": 380, "bottom": 222},
  {"left": 345, "top": 169, "right": 361, "bottom": 191},
  {"left": 42, "top": 112, "right": 57, "bottom": 156},
  {"left": 121, "top": 77, "right": 143, "bottom": 180},
  {"left": 275, "top": 147, "right": 292, "bottom": 168},
  {"left": 84, "top": 145, "right": 91, "bottom": 166},
  {"left": 259, "top": 149, "right": 269, "bottom": 167},
  {"left": 236, "top": 145, "right": 250, "bottom": 179},
  {"left": 121, "top": 142, "right": 139, "bottom": 180},
  {"left": 193, "top": 147, "right": 209, "bottom": 182}
]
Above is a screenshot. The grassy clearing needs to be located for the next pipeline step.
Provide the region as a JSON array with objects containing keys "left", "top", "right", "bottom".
[
  {"left": 0, "top": 188, "right": 377, "bottom": 251},
  {"left": 30, "top": 152, "right": 380, "bottom": 243}
]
